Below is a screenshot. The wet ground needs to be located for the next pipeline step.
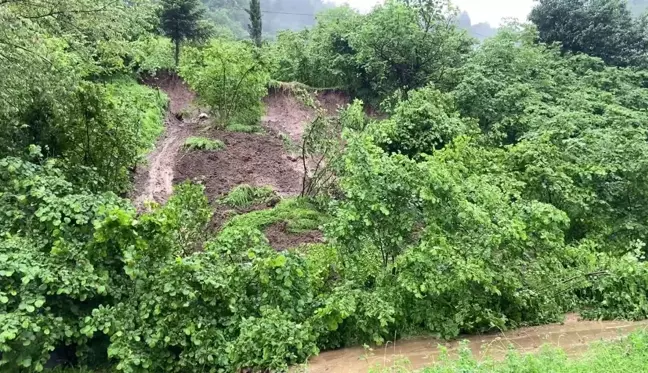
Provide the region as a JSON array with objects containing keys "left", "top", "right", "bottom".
[{"left": 304, "top": 314, "right": 648, "bottom": 372}]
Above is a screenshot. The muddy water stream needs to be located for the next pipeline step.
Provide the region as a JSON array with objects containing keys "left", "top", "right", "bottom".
[{"left": 303, "top": 314, "right": 648, "bottom": 373}]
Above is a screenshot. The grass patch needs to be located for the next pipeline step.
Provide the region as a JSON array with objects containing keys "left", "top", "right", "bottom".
[
  {"left": 226, "top": 122, "right": 263, "bottom": 133},
  {"left": 367, "top": 330, "right": 648, "bottom": 373},
  {"left": 219, "top": 184, "right": 276, "bottom": 209},
  {"left": 183, "top": 136, "right": 225, "bottom": 151},
  {"left": 220, "top": 198, "right": 326, "bottom": 234}
]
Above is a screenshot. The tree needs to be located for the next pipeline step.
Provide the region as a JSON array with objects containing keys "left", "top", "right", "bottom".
[
  {"left": 179, "top": 40, "right": 269, "bottom": 126},
  {"left": 246, "top": 0, "right": 262, "bottom": 47},
  {"left": 160, "top": 0, "right": 211, "bottom": 66},
  {"left": 351, "top": 1, "right": 473, "bottom": 100},
  {"left": 529, "top": 0, "right": 648, "bottom": 67}
]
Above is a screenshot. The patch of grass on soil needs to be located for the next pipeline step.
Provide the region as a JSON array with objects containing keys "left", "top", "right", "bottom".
[
  {"left": 183, "top": 136, "right": 225, "bottom": 151},
  {"left": 368, "top": 330, "right": 648, "bottom": 373},
  {"left": 219, "top": 184, "right": 277, "bottom": 209},
  {"left": 219, "top": 198, "right": 325, "bottom": 235}
]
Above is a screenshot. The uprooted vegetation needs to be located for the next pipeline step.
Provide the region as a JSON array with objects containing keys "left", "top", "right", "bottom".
[
  {"left": 182, "top": 136, "right": 225, "bottom": 151},
  {"left": 4, "top": 0, "right": 648, "bottom": 372}
]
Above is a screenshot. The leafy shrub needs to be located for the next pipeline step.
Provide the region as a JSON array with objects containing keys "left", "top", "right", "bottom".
[
  {"left": 268, "top": 2, "right": 473, "bottom": 102},
  {"left": 131, "top": 36, "right": 176, "bottom": 75},
  {"left": 182, "top": 136, "right": 225, "bottom": 151},
  {"left": 375, "top": 86, "right": 478, "bottom": 158},
  {"left": 63, "top": 80, "right": 167, "bottom": 192},
  {"left": 328, "top": 134, "right": 581, "bottom": 338},
  {"left": 2, "top": 77, "right": 167, "bottom": 194},
  {"left": 0, "top": 157, "right": 211, "bottom": 371},
  {"left": 180, "top": 39, "right": 269, "bottom": 126},
  {"left": 0, "top": 157, "right": 131, "bottom": 371},
  {"left": 579, "top": 250, "right": 648, "bottom": 321},
  {"left": 230, "top": 308, "right": 319, "bottom": 371},
  {"left": 97, "top": 242, "right": 317, "bottom": 373},
  {"left": 220, "top": 184, "right": 276, "bottom": 208}
]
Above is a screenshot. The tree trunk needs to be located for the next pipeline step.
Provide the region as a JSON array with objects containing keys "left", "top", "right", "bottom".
[{"left": 174, "top": 39, "right": 180, "bottom": 67}]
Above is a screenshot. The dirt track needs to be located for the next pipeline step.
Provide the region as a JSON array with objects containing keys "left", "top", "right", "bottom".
[
  {"left": 133, "top": 75, "right": 195, "bottom": 209},
  {"left": 304, "top": 314, "right": 648, "bottom": 372}
]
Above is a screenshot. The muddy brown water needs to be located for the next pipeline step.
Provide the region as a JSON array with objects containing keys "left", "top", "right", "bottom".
[{"left": 303, "top": 314, "right": 648, "bottom": 373}]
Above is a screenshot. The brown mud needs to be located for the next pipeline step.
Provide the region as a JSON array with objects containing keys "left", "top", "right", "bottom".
[
  {"left": 132, "top": 74, "right": 197, "bottom": 209},
  {"left": 174, "top": 127, "right": 305, "bottom": 199},
  {"left": 303, "top": 314, "right": 648, "bottom": 373},
  {"left": 133, "top": 77, "right": 346, "bottom": 250},
  {"left": 173, "top": 89, "right": 349, "bottom": 202}
]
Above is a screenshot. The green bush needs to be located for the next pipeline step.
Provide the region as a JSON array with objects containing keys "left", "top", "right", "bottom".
[
  {"left": 182, "top": 136, "right": 225, "bottom": 151},
  {"left": 268, "top": 2, "right": 473, "bottom": 103},
  {"left": 131, "top": 36, "right": 176, "bottom": 75},
  {"left": 0, "top": 157, "right": 210, "bottom": 371},
  {"left": 230, "top": 308, "right": 318, "bottom": 371},
  {"left": 180, "top": 39, "right": 269, "bottom": 127},
  {"left": 97, "top": 242, "right": 317, "bottom": 373},
  {"left": 374, "top": 86, "right": 478, "bottom": 158},
  {"left": 0, "top": 157, "right": 130, "bottom": 371},
  {"left": 219, "top": 184, "right": 276, "bottom": 208}
]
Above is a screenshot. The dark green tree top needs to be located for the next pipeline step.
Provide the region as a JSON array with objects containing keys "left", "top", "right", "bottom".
[
  {"left": 160, "top": 0, "right": 211, "bottom": 65},
  {"left": 246, "top": 0, "right": 263, "bottom": 47},
  {"left": 530, "top": 0, "right": 648, "bottom": 67}
]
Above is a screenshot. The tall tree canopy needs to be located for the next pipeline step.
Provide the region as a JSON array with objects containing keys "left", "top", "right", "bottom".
[
  {"left": 160, "top": 0, "right": 212, "bottom": 65},
  {"left": 247, "top": 0, "right": 263, "bottom": 46},
  {"left": 529, "top": 0, "right": 648, "bottom": 67}
]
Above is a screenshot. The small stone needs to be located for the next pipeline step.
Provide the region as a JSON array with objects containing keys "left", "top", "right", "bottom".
[
  {"left": 198, "top": 113, "right": 209, "bottom": 120},
  {"left": 287, "top": 155, "right": 299, "bottom": 162}
]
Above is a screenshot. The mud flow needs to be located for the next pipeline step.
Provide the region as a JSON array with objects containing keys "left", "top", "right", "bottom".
[
  {"left": 304, "top": 314, "right": 648, "bottom": 373},
  {"left": 132, "top": 74, "right": 196, "bottom": 209}
]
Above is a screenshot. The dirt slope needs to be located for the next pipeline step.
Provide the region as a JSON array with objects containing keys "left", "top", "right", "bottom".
[
  {"left": 174, "top": 89, "right": 349, "bottom": 201},
  {"left": 133, "top": 74, "right": 196, "bottom": 209},
  {"left": 174, "top": 127, "right": 305, "bottom": 198},
  {"left": 304, "top": 314, "right": 648, "bottom": 373},
  {"left": 134, "top": 78, "right": 347, "bottom": 248}
]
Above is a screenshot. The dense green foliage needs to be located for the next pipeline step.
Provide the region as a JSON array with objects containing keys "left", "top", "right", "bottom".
[
  {"left": 530, "top": 0, "right": 648, "bottom": 67},
  {"left": 0, "top": 0, "right": 168, "bottom": 194},
  {"left": 269, "top": 1, "right": 473, "bottom": 103},
  {"left": 180, "top": 39, "right": 269, "bottom": 126},
  {"left": 4, "top": 0, "right": 648, "bottom": 372}
]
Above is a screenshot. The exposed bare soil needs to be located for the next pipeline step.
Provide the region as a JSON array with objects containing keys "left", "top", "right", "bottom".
[
  {"left": 303, "top": 314, "right": 648, "bottom": 373},
  {"left": 132, "top": 74, "right": 197, "bottom": 209},
  {"left": 174, "top": 89, "right": 349, "bottom": 202},
  {"left": 262, "top": 90, "right": 349, "bottom": 143},
  {"left": 174, "top": 128, "right": 305, "bottom": 199},
  {"left": 264, "top": 221, "right": 324, "bottom": 251},
  {"left": 133, "top": 78, "right": 346, "bottom": 250}
]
